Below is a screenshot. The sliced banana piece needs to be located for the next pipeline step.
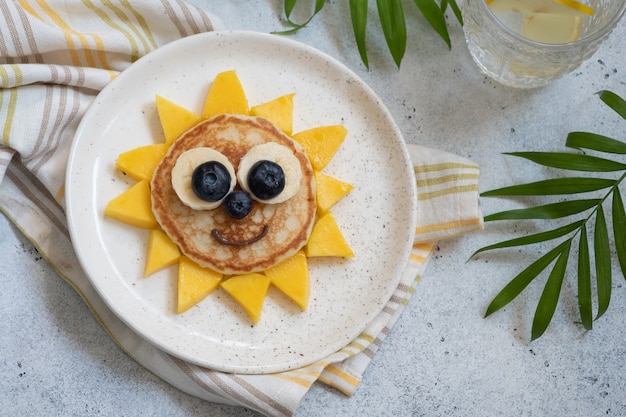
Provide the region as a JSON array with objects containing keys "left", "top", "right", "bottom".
[
  {"left": 171, "top": 147, "right": 236, "bottom": 210},
  {"left": 237, "top": 142, "right": 303, "bottom": 204}
]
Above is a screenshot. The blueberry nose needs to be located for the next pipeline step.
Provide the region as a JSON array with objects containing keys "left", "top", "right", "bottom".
[{"left": 223, "top": 190, "right": 253, "bottom": 219}]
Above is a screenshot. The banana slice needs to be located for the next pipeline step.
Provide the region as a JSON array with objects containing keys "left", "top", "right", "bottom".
[
  {"left": 237, "top": 142, "right": 303, "bottom": 204},
  {"left": 171, "top": 147, "right": 236, "bottom": 210}
]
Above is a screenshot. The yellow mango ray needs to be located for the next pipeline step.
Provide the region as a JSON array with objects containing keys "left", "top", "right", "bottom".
[
  {"left": 264, "top": 251, "right": 309, "bottom": 311},
  {"left": 104, "top": 180, "right": 157, "bottom": 229},
  {"left": 116, "top": 143, "right": 170, "bottom": 181},
  {"left": 104, "top": 70, "right": 355, "bottom": 323},
  {"left": 144, "top": 229, "right": 181, "bottom": 277},
  {"left": 250, "top": 93, "right": 295, "bottom": 135},
  {"left": 177, "top": 256, "right": 223, "bottom": 314},
  {"left": 155, "top": 95, "right": 201, "bottom": 144}
]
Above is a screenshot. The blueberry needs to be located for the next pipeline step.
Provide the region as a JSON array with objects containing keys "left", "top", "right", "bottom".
[
  {"left": 224, "top": 190, "right": 253, "bottom": 219},
  {"left": 191, "top": 161, "right": 231, "bottom": 202},
  {"left": 248, "top": 160, "right": 285, "bottom": 200}
]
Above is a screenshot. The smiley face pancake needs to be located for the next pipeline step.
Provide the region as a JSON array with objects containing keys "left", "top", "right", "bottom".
[{"left": 151, "top": 114, "right": 316, "bottom": 275}]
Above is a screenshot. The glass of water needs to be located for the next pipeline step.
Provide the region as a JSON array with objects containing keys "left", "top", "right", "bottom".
[{"left": 463, "top": 0, "right": 626, "bottom": 88}]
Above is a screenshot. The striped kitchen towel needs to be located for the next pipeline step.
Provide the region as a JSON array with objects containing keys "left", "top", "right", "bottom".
[{"left": 0, "top": 1, "right": 483, "bottom": 416}]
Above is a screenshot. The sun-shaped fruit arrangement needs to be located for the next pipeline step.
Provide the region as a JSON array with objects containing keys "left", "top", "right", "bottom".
[{"left": 104, "top": 70, "right": 354, "bottom": 323}]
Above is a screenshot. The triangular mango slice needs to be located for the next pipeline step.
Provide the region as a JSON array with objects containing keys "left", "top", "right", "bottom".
[
  {"left": 264, "top": 251, "right": 309, "bottom": 310},
  {"left": 104, "top": 180, "right": 157, "bottom": 229},
  {"left": 177, "top": 256, "right": 223, "bottom": 314},
  {"left": 249, "top": 93, "right": 295, "bottom": 135},
  {"left": 306, "top": 211, "right": 354, "bottom": 258},
  {"left": 144, "top": 229, "right": 181, "bottom": 277},
  {"left": 202, "top": 70, "right": 248, "bottom": 119},
  {"left": 220, "top": 273, "right": 270, "bottom": 323},
  {"left": 292, "top": 125, "right": 347, "bottom": 171},
  {"left": 314, "top": 172, "right": 353, "bottom": 213},
  {"left": 156, "top": 95, "right": 201, "bottom": 144},
  {"left": 116, "top": 143, "right": 169, "bottom": 181}
]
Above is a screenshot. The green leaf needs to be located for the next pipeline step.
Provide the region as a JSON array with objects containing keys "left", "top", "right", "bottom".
[
  {"left": 566, "top": 131, "right": 626, "bottom": 154},
  {"left": 350, "top": 0, "right": 369, "bottom": 68},
  {"left": 284, "top": 0, "right": 297, "bottom": 17},
  {"left": 470, "top": 220, "right": 584, "bottom": 257},
  {"left": 598, "top": 90, "right": 626, "bottom": 120},
  {"left": 412, "top": 0, "right": 451, "bottom": 48},
  {"left": 376, "top": 0, "right": 406, "bottom": 67},
  {"left": 531, "top": 241, "right": 571, "bottom": 340},
  {"left": 481, "top": 177, "right": 615, "bottom": 197},
  {"left": 594, "top": 205, "right": 611, "bottom": 320},
  {"left": 577, "top": 226, "right": 592, "bottom": 330},
  {"left": 276, "top": 0, "right": 326, "bottom": 33},
  {"left": 445, "top": 0, "right": 463, "bottom": 25},
  {"left": 484, "top": 241, "right": 570, "bottom": 317},
  {"left": 484, "top": 199, "right": 601, "bottom": 222},
  {"left": 505, "top": 152, "right": 626, "bottom": 172},
  {"left": 612, "top": 191, "right": 626, "bottom": 280}
]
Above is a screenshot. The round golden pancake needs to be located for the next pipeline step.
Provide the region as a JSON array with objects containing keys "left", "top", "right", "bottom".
[{"left": 151, "top": 114, "right": 316, "bottom": 275}]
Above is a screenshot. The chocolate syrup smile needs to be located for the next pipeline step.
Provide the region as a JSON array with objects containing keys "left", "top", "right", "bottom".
[{"left": 211, "top": 225, "right": 270, "bottom": 247}]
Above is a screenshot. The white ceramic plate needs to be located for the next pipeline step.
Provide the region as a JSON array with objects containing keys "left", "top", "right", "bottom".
[{"left": 66, "top": 31, "right": 416, "bottom": 374}]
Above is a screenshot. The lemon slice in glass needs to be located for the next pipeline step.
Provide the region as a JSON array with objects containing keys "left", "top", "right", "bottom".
[
  {"left": 521, "top": 13, "right": 582, "bottom": 43},
  {"left": 486, "top": 0, "right": 594, "bottom": 16}
]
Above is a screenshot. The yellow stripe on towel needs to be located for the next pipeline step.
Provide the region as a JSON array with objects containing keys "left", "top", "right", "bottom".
[{"left": 36, "top": 0, "right": 93, "bottom": 67}]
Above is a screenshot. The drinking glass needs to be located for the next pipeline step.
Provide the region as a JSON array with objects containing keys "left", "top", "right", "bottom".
[{"left": 463, "top": 0, "right": 626, "bottom": 88}]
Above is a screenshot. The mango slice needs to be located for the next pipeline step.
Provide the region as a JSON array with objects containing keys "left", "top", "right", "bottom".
[
  {"left": 104, "top": 180, "right": 157, "bottom": 229},
  {"left": 220, "top": 273, "right": 270, "bottom": 323},
  {"left": 144, "top": 229, "right": 181, "bottom": 277},
  {"left": 250, "top": 93, "right": 295, "bottom": 135},
  {"left": 306, "top": 211, "right": 354, "bottom": 258},
  {"left": 292, "top": 125, "right": 348, "bottom": 171},
  {"left": 264, "top": 251, "right": 309, "bottom": 311},
  {"left": 314, "top": 172, "right": 354, "bottom": 213},
  {"left": 202, "top": 70, "right": 249, "bottom": 119},
  {"left": 115, "top": 143, "right": 169, "bottom": 181},
  {"left": 156, "top": 95, "right": 201, "bottom": 144},
  {"left": 177, "top": 256, "right": 223, "bottom": 314}
]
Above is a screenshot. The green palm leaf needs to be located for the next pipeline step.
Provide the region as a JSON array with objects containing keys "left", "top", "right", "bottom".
[
  {"left": 612, "top": 191, "right": 626, "bottom": 279},
  {"left": 442, "top": 0, "right": 463, "bottom": 25},
  {"left": 484, "top": 241, "right": 569, "bottom": 317},
  {"left": 277, "top": 0, "right": 461, "bottom": 67},
  {"left": 598, "top": 90, "right": 626, "bottom": 120},
  {"left": 413, "top": 0, "right": 451, "bottom": 48},
  {"left": 350, "top": 0, "right": 369, "bottom": 68},
  {"left": 531, "top": 241, "right": 571, "bottom": 340},
  {"left": 594, "top": 205, "right": 611, "bottom": 320},
  {"left": 483, "top": 199, "right": 601, "bottom": 221},
  {"left": 481, "top": 177, "right": 615, "bottom": 197},
  {"left": 471, "top": 220, "right": 584, "bottom": 257},
  {"left": 276, "top": 0, "right": 326, "bottom": 34},
  {"left": 377, "top": 0, "right": 406, "bottom": 68},
  {"left": 566, "top": 131, "right": 626, "bottom": 154},
  {"left": 505, "top": 152, "right": 626, "bottom": 172},
  {"left": 479, "top": 90, "right": 626, "bottom": 341},
  {"left": 577, "top": 226, "right": 592, "bottom": 330}
]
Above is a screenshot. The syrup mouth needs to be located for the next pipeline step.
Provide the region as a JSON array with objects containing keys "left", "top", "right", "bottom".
[{"left": 211, "top": 225, "right": 269, "bottom": 247}]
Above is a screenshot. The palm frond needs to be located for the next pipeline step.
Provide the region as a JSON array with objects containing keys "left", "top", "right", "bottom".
[
  {"left": 475, "top": 91, "right": 626, "bottom": 340},
  {"left": 276, "top": 0, "right": 461, "bottom": 67}
]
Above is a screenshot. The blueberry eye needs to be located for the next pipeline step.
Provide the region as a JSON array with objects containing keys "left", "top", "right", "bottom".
[
  {"left": 171, "top": 147, "right": 235, "bottom": 210},
  {"left": 237, "top": 143, "right": 302, "bottom": 204},
  {"left": 192, "top": 161, "right": 231, "bottom": 202},
  {"left": 247, "top": 160, "right": 285, "bottom": 200}
]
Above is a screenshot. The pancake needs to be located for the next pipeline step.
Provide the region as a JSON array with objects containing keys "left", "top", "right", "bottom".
[{"left": 151, "top": 114, "right": 316, "bottom": 275}]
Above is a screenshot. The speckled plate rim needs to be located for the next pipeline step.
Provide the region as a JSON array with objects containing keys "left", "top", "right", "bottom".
[{"left": 66, "top": 30, "right": 417, "bottom": 374}]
